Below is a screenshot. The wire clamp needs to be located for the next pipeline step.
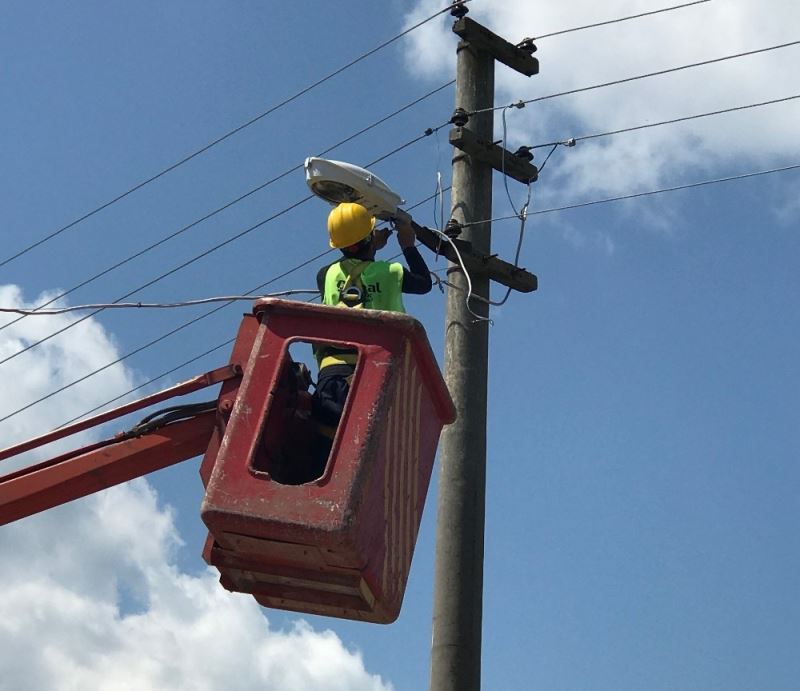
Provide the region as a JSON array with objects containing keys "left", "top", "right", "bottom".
[{"left": 517, "top": 37, "right": 538, "bottom": 55}]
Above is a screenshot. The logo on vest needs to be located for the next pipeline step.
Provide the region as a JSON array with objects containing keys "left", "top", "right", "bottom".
[
  {"left": 336, "top": 280, "right": 382, "bottom": 294},
  {"left": 336, "top": 280, "right": 382, "bottom": 307}
]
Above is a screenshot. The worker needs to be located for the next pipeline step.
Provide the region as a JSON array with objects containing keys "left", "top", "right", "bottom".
[{"left": 310, "top": 201, "right": 432, "bottom": 473}]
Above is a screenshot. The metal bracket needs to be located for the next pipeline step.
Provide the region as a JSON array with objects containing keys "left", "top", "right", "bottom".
[
  {"left": 414, "top": 223, "right": 537, "bottom": 293},
  {"left": 450, "top": 127, "right": 538, "bottom": 184},
  {"left": 452, "top": 17, "right": 539, "bottom": 76}
]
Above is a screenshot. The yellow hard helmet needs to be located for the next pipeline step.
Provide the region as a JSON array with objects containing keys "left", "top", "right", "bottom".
[{"left": 327, "top": 202, "right": 375, "bottom": 248}]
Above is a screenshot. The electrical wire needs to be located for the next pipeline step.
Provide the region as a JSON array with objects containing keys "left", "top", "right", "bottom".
[
  {"left": 1, "top": 0, "right": 720, "bottom": 328},
  {"left": 0, "top": 85, "right": 454, "bottom": 336},
  {"left": 534, "top": 0, "right": 712, "bottom": 40},
  {"left": 31, "top": 146, "right": 791, "bottom": 429},
  {"left": 434, "top": 172, "right": 446, "bottom": 232},
  {"left": 456, "top": 162, "right": 800, "bottom": 228},
  {"left": 0, "top": 126, "right": 445, "bottom": 367},
  {"left": 7, "top": 191, "right": 444, "bottom": 428},
  {"left": 0, "top": 0, "right": 467, "bottom": 270},
  {"left": 430, "top": 270, "right": 491, "bottom": 305},
  {"left": 442, "top": 95, "right": 800, "bottom": 276},
  {"left": 57, "top": 340, "right": 237, "bottom": 429},
  {"left": 7, "top": 4, "right": 784, "bottom": 424},
  {"left": 0, "top": 0, "right": 711, "bottom": 275},
  {"left": 492, "top": 195, "right": 532, "bottom": 309},
  {"left": 536, "top": 144, "right": 562, "bottom": 172},
  {"left": 0, "top": 291, "right": 320, "bottom": 316},
  {"left": 528, "top": 94, "right": 800, "bottom": 149},
  {"left": 495, "top": 103, "right": 539, "bottom": 309},
  {"left": 500, "top": 105, "right": 525, "bottom": 218},
  {"left": 427, "top": 227, "right": 491, "bottom": 324},
  {"left": 427, "top": 161, "right": 800, "bottom": 306},
  {"left": 0, "top": 196, "right": 313, "bottom": 368},
  {"left": 9, "top": 152, "right": 796, "bottom": 404},
  {"left": 469, "top": 40, "right": 800, "bottom": 116}
]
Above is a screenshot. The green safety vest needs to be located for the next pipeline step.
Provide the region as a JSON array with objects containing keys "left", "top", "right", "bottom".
[
  {"left": 323, "top": 259, "right": 405, "bottom": 313},
  {"left": 316, "top": 259, "right": 405, "bottom": 370}
]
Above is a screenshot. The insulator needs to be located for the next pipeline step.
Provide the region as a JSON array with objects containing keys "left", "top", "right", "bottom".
[
  {"left": 517, "top": 37, "right": 538, "bottom": 54},
  {"left": 514, "top": 146, "right": 534, "bottom": 162},
  {"left": 445, "top": 219, "right": 463, "bottom": 238},
  {"left": 450, "top": 107, "right": 469, "bottom": 127},
  {"left": 450, "top": 2, "right": 469, "bottom": 19}
]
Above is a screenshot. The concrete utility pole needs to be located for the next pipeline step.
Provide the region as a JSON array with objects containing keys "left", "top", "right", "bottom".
[{"left": 429, "top": 6, "right": 539, "bottom": 690}]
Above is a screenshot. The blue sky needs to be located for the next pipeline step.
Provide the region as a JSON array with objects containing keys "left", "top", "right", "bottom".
[{"left": 1, "top": 1, "right": 799, "bottom": 689}]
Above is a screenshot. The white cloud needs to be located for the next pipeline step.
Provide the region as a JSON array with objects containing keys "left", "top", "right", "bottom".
[
  {"left": 0, "top": 286, "right": 392, "bottom": 691},
  {"left": 0, "top": 284, "right": 136, "bottom": 456},
  {"left": 404, "top": 0, "right": 800, "bottom": 202},
  {"left": 772, "top": 179, "right": 800, "bottom": 225}
]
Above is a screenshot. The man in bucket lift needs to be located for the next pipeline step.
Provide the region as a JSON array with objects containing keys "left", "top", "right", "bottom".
[{"left": 311, "top": 202, "right": 432, "bottom": 470}]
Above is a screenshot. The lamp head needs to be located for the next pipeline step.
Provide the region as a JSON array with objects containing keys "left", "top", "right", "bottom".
[{"left": 304, "top": 157, "right": 405, "bottom": 220}]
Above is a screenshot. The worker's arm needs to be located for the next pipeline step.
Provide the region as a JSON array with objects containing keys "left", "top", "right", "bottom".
[
  {"left": 316, "top": 265, "right": 328, "bottom": 296},
  {"left": 397, "top": 218, "right": 432, "bottom": 295}
]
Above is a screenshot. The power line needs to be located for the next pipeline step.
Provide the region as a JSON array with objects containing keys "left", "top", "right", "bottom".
[
  {"left": 26, "top": 37, "right": 781, "bottom": 339},
  {"left": 1, "top": 0, "right": 710, "bottom": 274},
  {"left": 0, "top": 84, "right": 453, "bottom": 337},
  {"left": 0, "top": 191, "right": 442, "bottom": 426},
  {"left": 39, "top": 145, "right": 788, "bottom": 428},
  {"left": 7, "top": 74, "right": 797, "bottom": 368},
  {"left": 0, "top": 126, "right": 443, "bottom": 367},
  {"left": 54, "top": 251, "right": 335, "bottom": 428},
  {"left": 470, "top": 40, "right": 800, "bottom": 115},
  {"left": 0, "top": 0, "right": 712, "bottom": 316},
  {"left": 0, "top": 3, "right": 764, "bottom": 422},
  {"left": 0, "top": 291, "right": 320, "bottom": 316},
  {"left": 56, "top": 339, "right": 238, "bottom": 429},
  {"left": 534, "top": 163, "right": 800, "bottom": 214},
  {"left": 45, "top": 198, "right": 443, "bottom": 430},
  {"left": 0, "top": 196, "right": 314, "bottom": 367},
  {"left": 7, "top": 88, "right": 785, "bottom": 337},
  {"left": 528, "top": 94, "right": 800, "bottom": 149},
  {"left": 350, "top": 0, "right": 715, "bottom": 158},
  {"left": 0, "top": 302, "right": 232, "bottom": 426},
  {"left": 460, "top": 162, "right": 800, "bottom": 227},
  {"left": 534, "top": 0, "right": 712, "bottom": 40},
  {"left": 0, "top": 0, "right": 465, "bottom": 270},
  {"left": 0, "top": 278, "right": 292, "bottom": 426}
]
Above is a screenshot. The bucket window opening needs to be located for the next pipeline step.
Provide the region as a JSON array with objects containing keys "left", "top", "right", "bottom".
[{"left": 249, "top": 339, "right": 359, "bottom": 486}]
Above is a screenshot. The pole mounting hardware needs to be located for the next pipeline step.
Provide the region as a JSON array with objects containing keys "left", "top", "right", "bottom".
[
  {"left": 450, "top": 107, "right": 470, "bottom": 127},
  {"left": 450, "top": 1, "right": 469, "bottom": 20},
  {"left": 514, "top": 146, "right": 534, "bottom": 162}
]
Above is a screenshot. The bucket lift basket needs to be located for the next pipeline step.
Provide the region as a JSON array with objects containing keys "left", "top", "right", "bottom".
[{"left": 200, "top": 298, "right": 455, "bottom": 623}]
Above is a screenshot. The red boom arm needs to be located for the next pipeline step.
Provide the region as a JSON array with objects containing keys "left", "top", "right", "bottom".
[{"left": 0, "top": 364, "right": 240, "bottom": 525}]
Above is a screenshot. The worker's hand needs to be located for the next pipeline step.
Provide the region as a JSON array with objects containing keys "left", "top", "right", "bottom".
[
  {"left": 393, "top": 208, "right": 412, "bottom": 224},
  {"left": 373, "top": 226, "right": 391, "bottom": 250},
  {"left": 395, "top": 216, "right": 415, "bottom": 249}
]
